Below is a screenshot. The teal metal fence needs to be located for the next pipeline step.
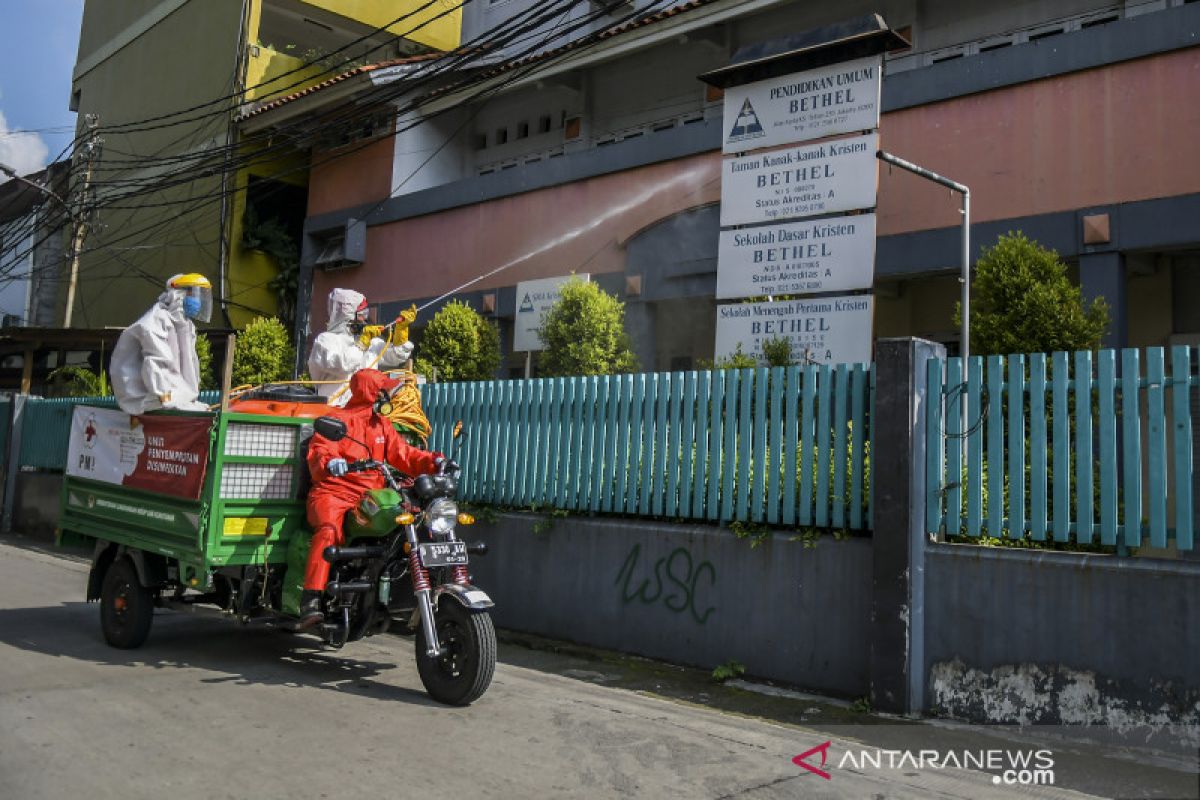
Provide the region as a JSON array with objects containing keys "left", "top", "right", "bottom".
[
  {"left": 10, "top": 371, "right": 874, "bottom": 532},
  {"left": 925, "top": 346, "right": 1196, "bottom": 551},
  {"left": 424, "top": 366, "right": 874, "bottom": 528},
  {"left": 16, "top": 393, "right": 220, "bottom": 470}
]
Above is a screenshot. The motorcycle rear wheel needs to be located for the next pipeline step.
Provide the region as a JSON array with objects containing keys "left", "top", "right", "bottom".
[{"left": 416, "top": 600, "right": 496, "bottom": 706}]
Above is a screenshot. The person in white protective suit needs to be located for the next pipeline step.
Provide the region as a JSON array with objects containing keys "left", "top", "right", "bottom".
[
  {"left": 111, "top": 273, "right": 213, "bottom": 415},
  {"left": 308, "top": 288, "right": 414, "bottom": 405}
]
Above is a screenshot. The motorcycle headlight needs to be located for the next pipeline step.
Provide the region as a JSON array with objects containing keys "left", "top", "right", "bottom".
[{"left": 426, "top": 497, "right": 458, "bottom": 535}]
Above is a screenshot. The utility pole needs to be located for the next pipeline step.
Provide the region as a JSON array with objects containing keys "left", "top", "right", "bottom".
[{"left": 64, "top": 114, "right": 100, "bottom": 328}]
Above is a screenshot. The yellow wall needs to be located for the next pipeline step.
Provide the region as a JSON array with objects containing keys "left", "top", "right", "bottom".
[
  {"left": 244, "top": 44, "right": 327, "bottom": 102},
  {"left": 227, "top": 149, "right": 310, "bottom": 328},
  {"left": 299, "top": 0, "right": 461, "bottom": 52}
]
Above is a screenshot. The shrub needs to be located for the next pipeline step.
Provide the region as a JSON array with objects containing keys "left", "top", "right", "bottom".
[
  {"left": 232, "top": 316, "right": 295, "bottom": 387},
  {"left": 195, "top": 333, "right": 218, "bottom": 390},
  {"left": 538, "top": 278, "right": 638, "bottom": 377},
  {"left": 958, "top": 232, "right": 1109, "bottom": 355},
  {"left": 414, "top": 300, "right": 501, "bottom": 382}
]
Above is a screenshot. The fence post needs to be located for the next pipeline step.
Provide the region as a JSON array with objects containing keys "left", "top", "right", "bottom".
[
  {"left": 870, "top": 337, "right": 945, "bottom": 715},
  {"left": 1, "top": 394, "right": 28, "bottom": 534}
]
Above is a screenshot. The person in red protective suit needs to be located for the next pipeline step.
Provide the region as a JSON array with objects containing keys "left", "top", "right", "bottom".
[{"left": 299, "top": 369, "right": 444, "bottom": 629}]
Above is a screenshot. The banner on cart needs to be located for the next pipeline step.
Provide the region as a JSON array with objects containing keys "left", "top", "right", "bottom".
[{"left": 66, "top": 407, "right": 212, "bottom": 500}]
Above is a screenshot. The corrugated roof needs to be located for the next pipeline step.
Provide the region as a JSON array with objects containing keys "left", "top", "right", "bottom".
[
  {"left": 237, "top": 54, "right": 440, "bottom": 121},
  {"left": 238, "top": 1, "right": 717, "bottom": 121}
]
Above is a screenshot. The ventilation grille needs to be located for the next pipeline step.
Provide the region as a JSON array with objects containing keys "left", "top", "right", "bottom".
[
  {"left": 219, "top": 462, "right": 295, "bottom": 500},
  {"left": 224, "top": 423, "right": 298, "bottom": 459}
]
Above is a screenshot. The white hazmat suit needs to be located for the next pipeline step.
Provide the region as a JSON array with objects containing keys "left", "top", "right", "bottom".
[
  {"left": 111, "top": 282, "right": 208, "bottom": 415},
  {"left": 308, "top": 288, "right": 414, "bottom": 406}
]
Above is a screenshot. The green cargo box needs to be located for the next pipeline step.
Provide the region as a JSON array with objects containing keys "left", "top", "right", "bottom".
[{"left": 59, "top": 406, "right": 315, "bottom": 588}]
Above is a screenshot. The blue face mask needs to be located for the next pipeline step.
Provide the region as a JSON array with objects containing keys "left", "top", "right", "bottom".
[{"left": 183, "top": 296, "right": 202, "bottom": 319}]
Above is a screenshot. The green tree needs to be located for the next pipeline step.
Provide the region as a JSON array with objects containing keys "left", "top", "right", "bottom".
[
  {"left": 957, "top": 232, "right": 1109, "bottom": 355},
  {"left": 537, "top": 279, "right": 638, "bottom": 377},
  {"left": 414, "top": 300, "right": 502, "bottom": 382},
  {"left": 195, "top": 332, "right": 218, "bottom": 390},
  {"left": 232, "top": 317, "right": 295, "bottom": 387}
]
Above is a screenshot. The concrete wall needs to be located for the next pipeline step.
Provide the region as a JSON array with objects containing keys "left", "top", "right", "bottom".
[
  {"left": 468, "top": 513, "right": 874, "bottom": 698},
  {"left": 301, "top": 3, "right": 1200, "bottom": 365},
  {"left": 925, "top": 545, "right": 1200, "bottom": 745},
  {"left": 71, "top": 0, "right": 244, "bottom": 328}
]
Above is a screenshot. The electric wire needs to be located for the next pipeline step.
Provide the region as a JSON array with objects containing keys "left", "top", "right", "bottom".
[
  {"left": 0, "top": 0, "right": 681, "bottom": 306},
  {"left": 24, "top": 0, "right": 638, "bottom": 231},
  {"left": 90, "top": 0, "right": 457, "bottom": 136},
  {"left": 81, "top": 0, "right": 587, "bottom": 194},
  {"left": 0, "top": 0, "right": 580, "bottom": 276}
]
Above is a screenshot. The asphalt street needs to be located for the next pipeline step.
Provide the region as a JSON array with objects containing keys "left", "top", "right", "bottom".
[{"left": 0, "top": 540, "right": 1192, "bottom": 799}]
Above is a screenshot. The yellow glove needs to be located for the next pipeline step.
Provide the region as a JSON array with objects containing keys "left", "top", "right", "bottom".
[
  {"left": 389, "top": 305, "right": 418, "bottom": 346},
  {"left": 358, "top": 325, "right": 385, "bottom": 348}
]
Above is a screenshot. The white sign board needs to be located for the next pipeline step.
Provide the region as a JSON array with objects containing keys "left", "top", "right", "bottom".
[
  {"left": 722, "top": 55, "right": 883, "bottom": 154},
  {"left": 513, "top": 274, "right": 589, "bottom": 352},
  {"left": 714, "top": 295, "right": 874, "bottom": 366},
  {"left": 719, "top": 133, "right": 878, "bottom": 227},
  {"left": 716, "top": 213, "right": 876, "bottom": 300}
]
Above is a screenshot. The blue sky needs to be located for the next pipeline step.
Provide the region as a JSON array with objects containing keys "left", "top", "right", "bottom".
[{"left": 0, "top": 0, "right": 85, "bottom": 178}]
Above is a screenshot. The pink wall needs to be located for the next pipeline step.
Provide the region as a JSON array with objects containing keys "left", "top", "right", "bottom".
[
  {"left": 308, "top": 135, "right": 395, "bottom": 217},
  {"left": 877, "top": 48, "right": 1200, "bottom": 237},
  {"left": 308, "top": 48, "right": 1200, "bottom": 328},
  {"left": 311, "top": 152, "right": 721, "bottom": 330}
]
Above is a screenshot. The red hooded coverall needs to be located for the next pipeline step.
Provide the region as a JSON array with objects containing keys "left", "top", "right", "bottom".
[{"left": 304, "top": 369, "right": 441, "bottom": 592}]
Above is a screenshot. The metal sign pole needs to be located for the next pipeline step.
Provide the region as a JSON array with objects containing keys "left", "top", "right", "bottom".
[{"left": 876, "top": 150, "right": 971, "bottom": 433}]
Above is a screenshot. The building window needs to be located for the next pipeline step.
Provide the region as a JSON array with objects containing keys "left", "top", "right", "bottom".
[{"left": 495, "top": 127, "right": 508, "bottom": 145}]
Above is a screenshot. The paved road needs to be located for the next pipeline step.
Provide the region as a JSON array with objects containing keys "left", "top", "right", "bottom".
[{"left": 0, "top": 541, "right": 1178, "bottom": 799}]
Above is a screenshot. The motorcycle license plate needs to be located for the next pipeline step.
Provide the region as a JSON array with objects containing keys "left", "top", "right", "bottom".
[{"left": 418, "top": 541, "right": 468, "bottom": 567}]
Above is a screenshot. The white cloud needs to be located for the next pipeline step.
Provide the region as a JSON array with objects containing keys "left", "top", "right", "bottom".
[{"left": 0, "top": 111, "right": 51, "bottom": 184}]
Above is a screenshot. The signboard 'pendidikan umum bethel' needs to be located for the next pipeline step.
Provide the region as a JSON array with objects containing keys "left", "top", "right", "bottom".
[{"left": 722, "top": 55, "right": 882, "bottom": 155}]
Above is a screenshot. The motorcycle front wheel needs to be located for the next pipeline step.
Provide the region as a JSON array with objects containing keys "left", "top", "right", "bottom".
[{"left": 416, "top": 600, "right": 496, "bottom": 706}]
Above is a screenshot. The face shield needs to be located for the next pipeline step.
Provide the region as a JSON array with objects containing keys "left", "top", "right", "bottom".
[
  {"left": 182, "top": 285, "right": 213, "bottom": 323},
  {"left": 168, "top": 274, "right": 213, "bottom": 323}
]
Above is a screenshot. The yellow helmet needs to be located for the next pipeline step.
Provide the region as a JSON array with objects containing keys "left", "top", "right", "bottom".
[
  {"left": 167, "top": 273, "right": 213, "bottom": 322},
  {"left": 168, "top": 273, "right": 211, "bottom": 289}
]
